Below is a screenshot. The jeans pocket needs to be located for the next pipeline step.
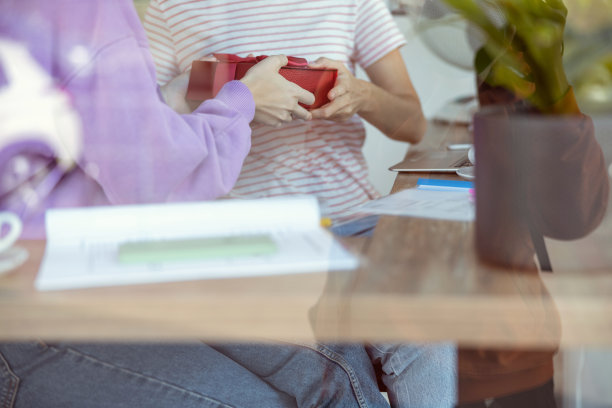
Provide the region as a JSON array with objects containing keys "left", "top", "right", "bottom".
[{"left": 0, "top": 352, "right": 19, "bottom": 408}]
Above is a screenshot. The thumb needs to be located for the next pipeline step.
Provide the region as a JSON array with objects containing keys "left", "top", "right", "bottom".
[
  {"left": 310, "top": 57, "right": 343, "bottom": 70},
  {"left": 258, "top": 54, "right": 289, "bottom": 72}
]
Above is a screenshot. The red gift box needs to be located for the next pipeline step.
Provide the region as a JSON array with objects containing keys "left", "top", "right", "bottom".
[{"left": 186, "top": 54, "right": 337, "bottom": 110}]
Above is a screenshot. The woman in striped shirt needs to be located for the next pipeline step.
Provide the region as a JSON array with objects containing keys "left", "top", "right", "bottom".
[
  {"left": 144, "top": 0, "right": 427, "bottom": 220},
  {"left": 144, "top": 2, "right": 456, "bottom": 408}
]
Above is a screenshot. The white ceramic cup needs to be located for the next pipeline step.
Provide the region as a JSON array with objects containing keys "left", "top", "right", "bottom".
[
  {"left": 0, "top": 211, "right": 22, "bottom": 254},
  {"left": 467, "top": 145, "right": 476, "bottom": 165}
]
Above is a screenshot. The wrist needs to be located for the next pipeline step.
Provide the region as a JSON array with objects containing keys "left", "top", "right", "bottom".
[
  {"left": 159, "top": 83, "right": 171, "bottom": 105},
  {"left": 218, "top": 80, "right": 256, "bottom": 123},
  {"left": 355, "top": 79, "right": 373, "bottom": 115}
]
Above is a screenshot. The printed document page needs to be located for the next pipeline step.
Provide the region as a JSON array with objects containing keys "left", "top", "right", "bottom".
[
  {"left": 352, "top": 188, "right": 475, "bottom": 222},
  {"left": 36, "top": 197, "right": 358, "bottom": 291}
]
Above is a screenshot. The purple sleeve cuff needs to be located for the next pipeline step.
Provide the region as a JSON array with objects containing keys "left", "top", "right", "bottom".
[{"left": 208, "top": 80, "right": 256, "bottom": 123}]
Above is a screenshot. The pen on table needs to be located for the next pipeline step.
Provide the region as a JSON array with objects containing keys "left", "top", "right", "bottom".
[{"left": 447, "top": 143, "right": 472, "bottom": 151}]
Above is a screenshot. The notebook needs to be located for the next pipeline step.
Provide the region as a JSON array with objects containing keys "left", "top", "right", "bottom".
[
  {"left": 36, "top": 196, "right": 358, "bottom": 291},
  {"left": 389, "top": 150, "right": 471, "bottom": 173}
]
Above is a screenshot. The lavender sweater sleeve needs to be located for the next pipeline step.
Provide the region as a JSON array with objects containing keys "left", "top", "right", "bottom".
[
  {"left": 72, "top": 42, "right": 254, "bottom": 204},
  {"left": 0, "top": 0, "right": 255, "bottom": 238},
  {"left": 0, "top": 0, "right": 254, "bottom": 236},
  {"left": 59, "top": 1, "right": 254, "bottom": 204}
]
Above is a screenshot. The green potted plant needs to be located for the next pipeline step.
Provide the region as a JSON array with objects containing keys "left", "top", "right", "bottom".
[
  {"left": 439, "top": 0, "right": 609, "bottom": 269},
  {"left": 442, "top": 0, "right": 580, "bottom": 113},
  {"left": 429, "top": 4, "right": 610, "bottom": 406}
]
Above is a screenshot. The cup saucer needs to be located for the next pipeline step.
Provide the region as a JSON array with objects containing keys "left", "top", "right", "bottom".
[
  {"left": 456, "top": 166, "right": 475, "bottom": 180},
  {"left": 0, "top": 246, "right": 29, "bottom": 275}
]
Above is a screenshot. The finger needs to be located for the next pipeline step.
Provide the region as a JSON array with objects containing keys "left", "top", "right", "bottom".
[
  {"left": 328, "top": 86, "right": 345, "bottom": 101},
  {"left": 281, "top": 110, "right": 293, "bottom": 123},
  {"left": 309, "top": 57, "right": 343, "bottom": 70},
  {"left": 274, "top": 111, "right": 293, "bottom": 127},
  {"left": 310, "top": 107, "right": 330, "bottom": 120},
  {"left": 309, "top": 57, "right": 330, "bottom": 67},
  {"left": 291, "top": 105, "right": 311, "bottom": 121},
  {"left": 258, "top": 54, "right": 289, "bottom": 72},
  {"left": 331, "top": 93, "right": 351, "bottom": 112},
  {"left": 310, "top": 103, "right": 337, "bottom": 120},
  {"left": 199, "top": 54, "right": 218, "bottom": 62},
  {"left": 288, "top": 82, "right": 315, "bottom": 106},
  {"left": 312, "top": 94, "right": 349, "bottom": 120}
]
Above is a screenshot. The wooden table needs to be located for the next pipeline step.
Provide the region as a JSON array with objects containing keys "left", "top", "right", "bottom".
[
  {"left": 313, "top": 120, "right": 612, "bottom": 349},
  {"left": 2, "top": 120, "right": 612, "bottom": 349}
]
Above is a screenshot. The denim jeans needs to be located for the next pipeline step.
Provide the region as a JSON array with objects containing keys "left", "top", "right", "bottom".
[
  {"left": 0, "top": 342, "right": 389, "bottom": 408},
  {"left": 367, "top": 342, "right": 457, "bottom": 408},
  {"left": 211, "top": 343, "right": 390, "bottom": 408}
]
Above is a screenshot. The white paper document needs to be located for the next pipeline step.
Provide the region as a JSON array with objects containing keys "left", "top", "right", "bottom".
[
  {"left": 352, "top": 188, "right": 475, "bottom": 222},
  {"left": 36, "top": 196, "right": 358, "bottom": 291}
]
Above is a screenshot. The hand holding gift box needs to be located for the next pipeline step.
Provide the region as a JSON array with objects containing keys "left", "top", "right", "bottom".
[{"left": 186, "top": 54, "right": 337, "bottom": 110}]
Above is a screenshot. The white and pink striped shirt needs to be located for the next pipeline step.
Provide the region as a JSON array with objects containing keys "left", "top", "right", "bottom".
[{"left": 144, "top": 0, "right": 405, "bottom": 219}]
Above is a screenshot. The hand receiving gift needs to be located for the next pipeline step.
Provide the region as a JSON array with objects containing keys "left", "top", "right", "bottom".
[{"left": 308, "top": 57, "right": 369, "bottom": 122}]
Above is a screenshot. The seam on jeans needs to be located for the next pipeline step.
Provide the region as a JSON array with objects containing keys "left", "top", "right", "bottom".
[
  {"left": 63, "top": 348, "right": 234, "bottom": 408},
  {"left": 295, "top": 343, "right": 369, "bottom": 408},
  {"left": 368, "top": 344, "right": 395, "bottom": 358},
  {"left": 395, "top": 376, "right": 411, "bottom": 408},
  {"left": 0, "top": 353, "right": 19, "bottom": 408}
]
